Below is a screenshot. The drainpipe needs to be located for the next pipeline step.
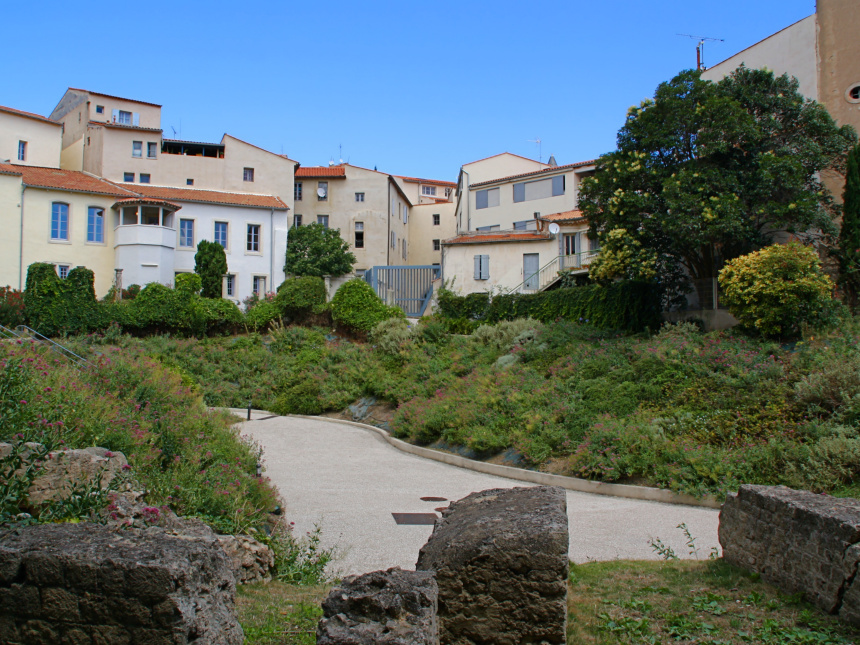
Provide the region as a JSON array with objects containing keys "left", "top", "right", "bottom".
[
  {"left": 18, "top": 184, "right": 26, "bottom": 290},
  {"left": 270, "top": 208, "right": 275, "bottom": 290},
  {"left": 461, "top": 168, "right": 471, "bottom": 232},
  {"left": 387, "top": 182, "right": 391, "bottom": 266}
]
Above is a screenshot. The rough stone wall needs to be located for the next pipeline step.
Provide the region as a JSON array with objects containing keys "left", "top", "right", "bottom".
[
  {"left": 0, "top": 522, "right": 243, "bottom": 644},
  {"left": 416, "top": 485, "right": 569, "bottom": 645},
  {"left": 719, "top": 485, "right": 860, "bottom": 626},
  {"left": 317, "top": 567, "right": 439, "bottom": 644}
]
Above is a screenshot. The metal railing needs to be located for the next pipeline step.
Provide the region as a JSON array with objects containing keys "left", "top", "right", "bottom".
[
  {"left": 5, "top": 325, "right": 91, "bottom": 369},
  {"left": 365, "top": 265, "right": 442, "bottom": 316},
  {"left": 507, "top": 251, "right": 599, "bottom": 294}
]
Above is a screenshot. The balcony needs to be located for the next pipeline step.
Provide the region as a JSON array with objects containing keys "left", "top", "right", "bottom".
[{"left": 114, "top": 225, "right": 176, "bottom": 249}]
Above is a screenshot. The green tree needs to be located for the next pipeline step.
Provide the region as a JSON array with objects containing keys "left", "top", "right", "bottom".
[
  {"left": 285, "top": 223, "right": 356, "bottom": 277},
  {"left": 194, "top": 240, "right": 228, "bottom": 298},
  {"left": 837, "top": 143, "right": 860, "bottom": 309},
  {"left": 579, "top": 67, "right": 856, "bottom": 308}
]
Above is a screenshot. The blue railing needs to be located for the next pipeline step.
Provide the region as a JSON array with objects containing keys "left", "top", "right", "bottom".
[{"left": 364, "top": 265, "right": 442, "bottom": 316}]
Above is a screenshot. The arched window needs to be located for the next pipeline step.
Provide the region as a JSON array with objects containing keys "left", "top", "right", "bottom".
[{"left": 51, "top": 203, "right": 69, "bottom": 241}]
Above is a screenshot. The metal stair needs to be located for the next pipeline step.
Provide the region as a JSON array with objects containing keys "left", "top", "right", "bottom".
[
  {"left": 507, "top": 251, "right": 599, "bottom": 294},
  {"left": 0, "top": 324, "right": 90, "bottom": 369}
]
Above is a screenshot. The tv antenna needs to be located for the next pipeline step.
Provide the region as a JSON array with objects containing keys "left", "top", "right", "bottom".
[
  {"left": 528, "top": 138, "right": 542, "bottom": 163},
  {"left": 677, "top": 34, "right": 724, "bottom": 71}
]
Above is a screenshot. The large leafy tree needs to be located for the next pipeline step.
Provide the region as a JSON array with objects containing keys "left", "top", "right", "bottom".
[
  {"left": 837, "top": 144, "right": 860, "bottom": 309},
  {"left": 285, "top": 223, "right": 356, "bottom": 277},
  {"left": 194, "top": 240, "right": 228, "bottom": 298},
  {"left": 579, "top": 67, "right": 856, "bottom": 307}
]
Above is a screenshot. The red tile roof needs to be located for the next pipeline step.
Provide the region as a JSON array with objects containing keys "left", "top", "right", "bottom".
[
  {"left": 397, "top": 175, "right": 457, "bottom": 187},
  {"left": 68, "top": 88, "right": 161, "bottom": 108},
  {"left": 470, "top": 160, "right": 597, "bottom": 188},
  {"left": 129, "top": 184, "right": 288, "bottom": 210},
  {"left": 443, "top": 232, "right": 553, "bottom": 245},
  {"left": 89, "top": 121, "right": 163, "bottom": 133},
  {"left": 0, "top": 164, "right": 135, "bottom": 196},
  {"left": 295, "top": 166, "right": 347, "bottom": 178},
  {"left": 113, "top": 197, "right": 182, "bottom": 210},
  {"left": 543, "top": 209, "right": 586, "bottom": 223},
  {"left": 0, "top": 105, "right": 62, "bottom": 126}
]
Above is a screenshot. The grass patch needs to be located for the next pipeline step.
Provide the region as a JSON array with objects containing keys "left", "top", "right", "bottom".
[
  {"left": 568, "top": 559, "right": 860, "bottom": 644},
  {"left": 236, "top": 581, "right": 330, "bottom": 645}
]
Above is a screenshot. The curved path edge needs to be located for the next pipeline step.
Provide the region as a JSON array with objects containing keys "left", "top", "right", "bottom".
[{"left": 285, "top": 413, "right": 723, "bottom": 509}]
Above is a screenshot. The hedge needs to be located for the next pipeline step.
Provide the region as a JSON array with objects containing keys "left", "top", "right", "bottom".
[
  {"left": 24, "top": 263, "right": 102, "bottom": 336},
  {"left": 436, "top": 281, "right": 661, "bottom": 332}
]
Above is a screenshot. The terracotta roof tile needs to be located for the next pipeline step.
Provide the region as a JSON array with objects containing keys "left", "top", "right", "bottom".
[
  {"left": 543, "top": 209, "right": 586, "bottom": 223},
  {"left": 295, "top": 166, "right": 347, "bottom": 178},
  {"left": 113, "top": 197, "right": 182, "bottom": 210},
  {"left": 89, "top": 121, "right": 163, "bottom": 133},
  {"left": 0, "top": 105, "right": 62, "bottom": 126},
  {"left": 443, "top": 232, "right": 553, "bottom": 245},
  {"left": 470, "top": 160, "right": 596, "bottom": 188},
  {"left": 0, "top": 164, "right": 135, "bottom": 196},
  {"left": 396, "top": 175, "right": 457, "bottom": 187},
  {"left": 68, "top": 88, "right": 161, "bottom": 108},
  {"left": 129, "top": 184, "right": 288, "bottom": 210}
]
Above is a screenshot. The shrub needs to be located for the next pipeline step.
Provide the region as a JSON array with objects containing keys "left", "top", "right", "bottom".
[
  {"left": 24, "top": 263, "right": 101, "bottom": 336},
  {"left": 369, "top": 317, "right": 415, "bottom": 355},
  {"left": 192, "top": 298, "right": 243, "bottom": 336},
  {"left": 719, "top": 242, "right": 837, "bottom": 338},
  {"left": 0, "top": 287, "right": 24, "bottom": 328},
  {"left": 330, "top": 279, "right": 404, "bottom": 335},
  {"left": 244, "top": 301, "right": 280, "bottom": 332},
  {"left": 124, "top": 282, "right": 193, "bottom": 334},
  {"left": 194, "top": 240, "right": 228, "bottom": 298},
  {"left": 275, "top": 276, "right": 327, "bottom": 323},
  {"left": 174, "top": 272, "right": 202, "bottom": 295},
  {"left": 472, "top": 318, "right": 544, "bottom": 351}
]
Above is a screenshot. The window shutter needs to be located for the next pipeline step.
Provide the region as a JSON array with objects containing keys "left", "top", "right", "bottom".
[
  {"left": 513, "top": 183, "right": 525, "bottom": 203},
  {"left": 552, "top": 175, "right": 565, "bottom": 196},
  {"left": 476, "top": 190, "right": 488, "bottom": 209},
  {"left": 133, "top": 113, "right": 140, "bottom": 126},
  {"left": 559, "top": 232, "right": 565, "bottom": 256},
  {"left": 481, "top": 255, "right": 490, "bottom": 280},
  {"left": 574, "top": 232, "right": 582, "bottom": 255},
  {"left": 474, "top": 255, "right": 481, "bottom": 280}
]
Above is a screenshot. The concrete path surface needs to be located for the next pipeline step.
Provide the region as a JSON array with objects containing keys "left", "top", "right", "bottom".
[{"left": 233, "top": 411, "right": 721, "bottom": 577}]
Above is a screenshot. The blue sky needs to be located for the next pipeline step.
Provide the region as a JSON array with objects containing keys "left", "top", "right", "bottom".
[{"left": 3, "top": 0, "right": 815, "bottom": 181}]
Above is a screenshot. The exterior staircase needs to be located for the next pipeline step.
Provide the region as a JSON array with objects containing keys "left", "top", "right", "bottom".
[
  {"left": 0, "top": 325, "right": 91, "bottom": 369},
  {"left": 507, "top": 251, "right": 599, "bottom": 294}
]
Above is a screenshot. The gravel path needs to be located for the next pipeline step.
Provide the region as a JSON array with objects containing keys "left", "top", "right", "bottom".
[{"left": 233, "top": 411, "right": 721, "bottom": 577}]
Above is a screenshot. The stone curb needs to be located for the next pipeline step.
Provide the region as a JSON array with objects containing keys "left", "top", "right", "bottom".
[{"left": 277, "top": 413, "right": 722, "bottom": 510}]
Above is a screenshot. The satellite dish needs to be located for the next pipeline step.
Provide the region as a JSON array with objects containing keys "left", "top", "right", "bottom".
[
  {"left": 317, "top": 187, "right": 327, "bottom": 198},
  {"left": 548, "top": 223, "right": 560, "bottom": 235}
]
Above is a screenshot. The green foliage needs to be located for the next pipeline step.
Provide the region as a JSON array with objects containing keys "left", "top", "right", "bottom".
[
  {"left": 837, "top": 143, "right": 860, "bottom": 308},
  {"left": 285, "top": 223, "right": 356, "bottom": 278},
  {"left": 580, "top": 67, "right": 857, "bottom": 308},
  {"left": 472, "top": 318, "right": 544, "bottom": 351},
  {"left": 588, "top": 228, "right": 657, "bottom": 283},
  {"left": 194, "top": 240, "right": 228, "bottom": 298},
  {"left": 245, "top": 301, "right": 281, "bottom": 332},
  {"left": 436, "top": 281, "right": 661, "bottom": 332},
  {"left": 24, "top": 263, "right": 102, "bottom": 336},
  {"left": 330, "top": 279, "right": 404, "bottom": 335},
  {"left": 275, "top": 277, "right": 327, "bottom": 323},
  {"left": 719, "top": 242, "right": 837, "bottom": 338},
  {"left": 174, "top": 272, "right": 202, "bottom": 295},
  {"left": 369, "top": 317, "right": 415, "bottom": 355},
  {"left": 0, "top": 286, "right": 24, "bottom": 328}
]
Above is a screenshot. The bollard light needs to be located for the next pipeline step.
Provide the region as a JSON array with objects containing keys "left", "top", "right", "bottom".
[{"left": 247, "top": 402, "right": 251, "bottom": 421}]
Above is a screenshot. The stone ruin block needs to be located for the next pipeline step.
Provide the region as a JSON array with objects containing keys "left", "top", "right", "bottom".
[
  {"left": 317, "top": 567, "right": 438, "bottom": 644},
  {"left": 0, "top": 522, "right": 243, "bottom": 644},
  {"left": 416, "top": 485, "right": 569, "bottom": 645},
  {"left": 719, "top": 485, "right": 860, "bottom": 626}
]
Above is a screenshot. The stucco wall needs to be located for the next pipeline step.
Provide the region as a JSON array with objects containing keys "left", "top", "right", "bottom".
[
  {"left": 0, "top": 112, "right": 62, "bottom": 168},
  {"left": 60, "top": 138, "right": 84, "bottom": 171},
  {"left": 442, "top": 238, "right": 558, "bottom": 295},
  {"left": 461, "top": 154, "right": 546, "bottom": 186},
  {"left": 0, "top": 174, "right": 23, "bottom": 289},
  {"left": 702, "top": 15, "right": 818, "bottom": 100},
  {"left": 408, "top": 203, "right": 455, "bottom": 266},
  {"left": 817, "top": 0, "right": 860, "bottom": 133}
]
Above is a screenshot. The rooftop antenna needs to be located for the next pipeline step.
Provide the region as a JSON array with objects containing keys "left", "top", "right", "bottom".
[
  {"left": 528, "top": 138, "right": 542, "bottom": 163},
  {"left": 171, "top": 126, "right": 177, "bottom": 138},
  {"left": 677, "top": 34, "right": 724, "bottom": 71},
  {"left": 339, "top": 143, "right": 343, "bottom": 165}
]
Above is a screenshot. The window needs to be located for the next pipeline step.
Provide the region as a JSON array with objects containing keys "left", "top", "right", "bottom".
[
  {"left": 247, "top": 224, "right": 261, "bottom": 252},
  {"left": 589, "top": 235, "right": 601, "bottom": 252},
  {"left": 243, "top": 167, "right": 255, "bottom": 182},
  {"left": 293, "top": 214, "right": 302, "bottom": 228},
  {"left": 17, "top": 141, "right": 26, "bottom": 161},
  {"left": 476, "top": 187, "right": 500, "bottom": 209},
  {"left": 139, "top": 173, "right": 151, "bottom": 184},
  {"left": 513, "top": 220, "right": 536, "bottom": 231},
  {"left": 117, "top": 110, "right": 132, "bottom": 125},
  {"left": 402, "top": 239, "right": 406, "bottom": 260},
  {"left": 51, "top": 203, "right": 69, "bottom": 241},
  {"left": 317, "top": 215, "right": 329, "bottom": 228},
  {"left": 355, "top": 192, "right": 365, "bottom": 202},
  {"left": 433, "top": 239, "right": 440, "bottom": 251},
  {"left": 422, "top": 185, "right": 437, "bottom": 196},
  {"left": 476, "top": 225, "right": 500, "bottom": 232},
  {"left": 87, "top": 207, "right": 104, "bottom": 243},
  {"left": 355, "top": 222, "right": 364, "bottom": 248},
  {"left": 253, "top": 276, "right": 266, "bottom": 296},
  {"left": 132, "top": 141, "right": 142, "bottom": 158},
  {"left": 294, "top": 182, "right": 302, "bottom": 201},
  {"left": 317, "top": 181, "right": 328, "bottom": 201},
  {"left": 224, "top": 274, "right": 235, "bottom": 297},
  {"left": 57, "top": 265, "right": 70, "bottom": 279},
  {"left": 474, "top": 255, "right": 490, "bottom": 280},
  {"left": 432, "top": 213, "right": 440, "bottom": 226},
  {"left": 179, "top": 219, "right": 194, "bottom": 247},
  {"left": 123, "top": 172, "right": 134, "bottom": 183},
  {"left": 391, "top": 231, "right": 396, "bottom": 248},
  {"left": 513, "top": 176, "right": 564, "bottom": 203},
  {"left": 147, "top": 142, "right": 157, "bottom": 158},
  {"left": 403, "top": 205, "right": 408, "bottom": 224},
  {"left": 186, "top": 178, "right": 194, "bottom": 186},
  {"left": 214, "top": 222, "right": 228, "bottom": 248},
  {"left": 95, "top": 105, "right": 104, "bottom": 114}
]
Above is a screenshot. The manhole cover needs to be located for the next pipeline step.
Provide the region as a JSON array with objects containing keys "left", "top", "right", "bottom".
[
  {"left": 420, "top": 496, "right": 447, "bottom": 502},
  {"left": 392, "top": 513, "right": 438, "bottom": 525}
]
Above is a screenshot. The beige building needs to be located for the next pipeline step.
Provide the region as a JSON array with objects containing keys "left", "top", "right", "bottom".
[
  {"left": 0, "top": 106, "right": 63, "bottom": 169},
  {"left": 393, "top": 175, "right": 457, "bottom": 266},
  {"left": 702, "top": 0, "right": 860, "bottom": 135}
]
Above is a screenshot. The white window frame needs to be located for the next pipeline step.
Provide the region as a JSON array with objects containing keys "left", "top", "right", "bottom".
[
  {"left": 422, "top": 185, "right": 437, "bottom": 196},
  {"left": 50, "top": 202, "right": 70, "bottom": 242},
  {"left": 293, "top": 214, "right": 302, "bottom": 228},
  {"left": 224, "top": 274, "right": 236, "bottom": 298},
  {"left": 147, "top": 142, "right": 157, "bottom": 159},
  {"left": 17, "top": 140, "right": 26, "bottom": 161},
  {"left": 179, "top": 218, "right": 195, "bottom": 248},
  {"left": 87, "top": 206, "right": 105, "bottom": 244},
  {"left": 132, "top": 141, "right": 142, "bottom": 158},
  {"left": 252, "top": 275, "right": 268, "bottom": 296},
  {"left": 117, "top": 110, "right": 132, "bottom": 125},
  {"left": 355, "top": 192, "right": 365, "bottom": 202},
  {"left": 56, "top": 264, "right": 70, "bottom": 279},
  {"left": 214, "top": 221, "right": 229, "bottom": 250},
  {"left": 432, "top": 213, "right": 440, "bottom": 226},
  {"left": 243, "top": 167, "right": 255, "bottom": 182},
  {"left": 317, "top": 215, "right": 329, "bottom": 228},
  {"left": 294, "top": 182, "right": 303, "bottom": 201},
  {"left": 354, "top": 221, "right": 364, "bottom": 248},
  {"left": 246, "top": 223, "right": 262, "bottom": 254}
]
